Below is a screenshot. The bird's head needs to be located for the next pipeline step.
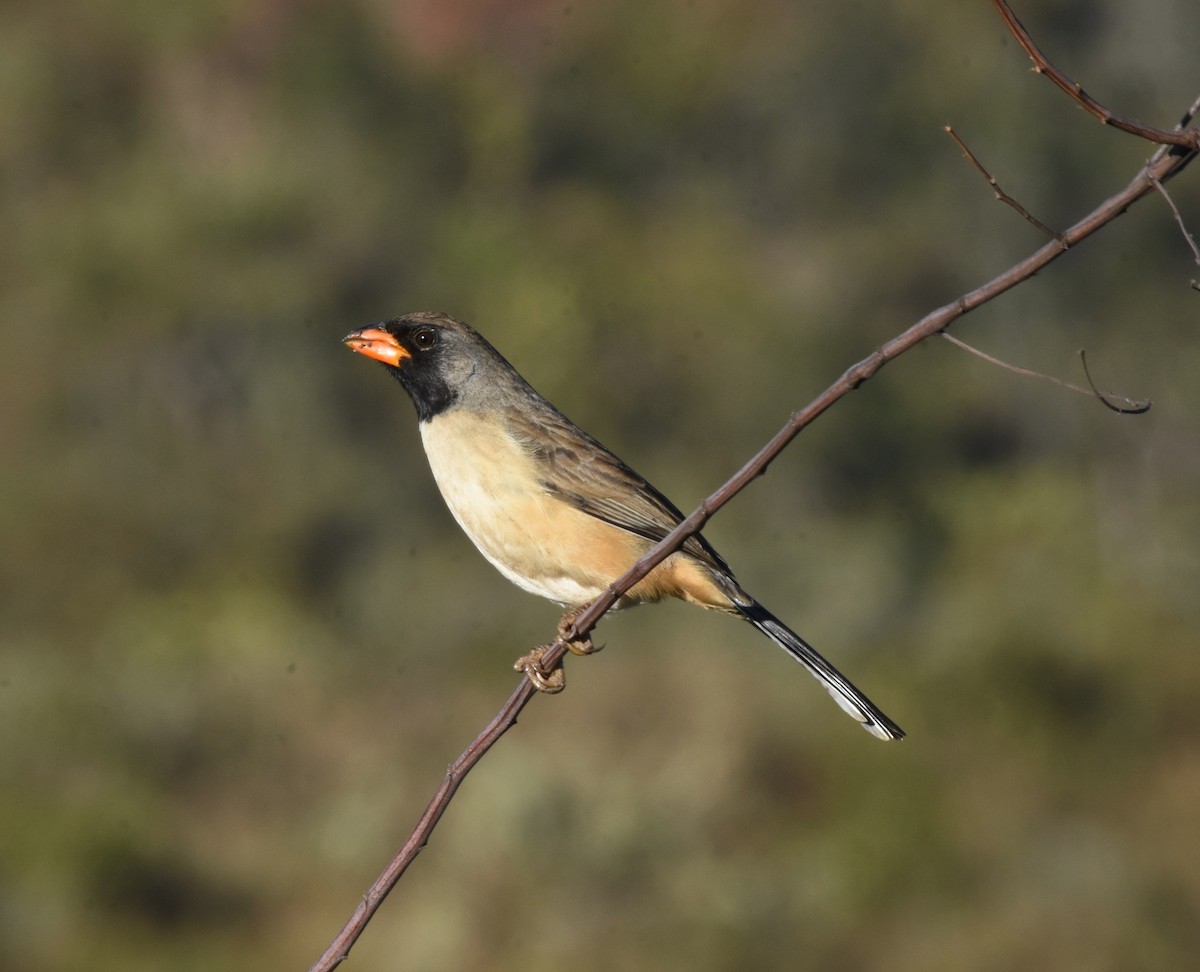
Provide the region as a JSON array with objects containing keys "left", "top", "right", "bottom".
[{"left": 344, "top": 311, "right": 514, "bottom": 421}]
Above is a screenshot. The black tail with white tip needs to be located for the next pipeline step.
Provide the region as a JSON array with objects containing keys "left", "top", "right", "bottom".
[{"left": 736, "top": 601, "right": 905, "bottom": 741}]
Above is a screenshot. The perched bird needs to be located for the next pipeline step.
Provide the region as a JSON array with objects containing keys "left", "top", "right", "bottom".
[{"left": 344, "top": 312, "right": 904, "bottom": 740}]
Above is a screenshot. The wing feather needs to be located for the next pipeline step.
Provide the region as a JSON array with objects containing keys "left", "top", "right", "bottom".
[{"left": 503, "top": 404, "right": 733, "bottom": 577}]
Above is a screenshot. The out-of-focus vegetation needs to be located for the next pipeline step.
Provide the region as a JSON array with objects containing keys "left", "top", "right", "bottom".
[{"left": 2, "top": 1, "right": 1198, "bottom": 969}]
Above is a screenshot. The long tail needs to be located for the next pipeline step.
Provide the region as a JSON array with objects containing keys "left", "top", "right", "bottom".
[{"left": 735, "top": 601, "right": 905, "bottom": 741}]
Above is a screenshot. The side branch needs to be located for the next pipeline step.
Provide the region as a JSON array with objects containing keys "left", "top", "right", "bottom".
[
  {"left": 945, "top": 125, "right": 1061, "bottom": 238},
  {"left": 993, "top": 0, "right": 1200, "bottom": 152},
  {"left": 941, "top": 333, "right": 1151, "bottom": 414}
]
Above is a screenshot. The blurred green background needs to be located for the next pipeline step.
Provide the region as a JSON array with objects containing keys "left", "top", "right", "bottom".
[{"left": 3, "top": 1, "right": 1199, "bottom": 969}]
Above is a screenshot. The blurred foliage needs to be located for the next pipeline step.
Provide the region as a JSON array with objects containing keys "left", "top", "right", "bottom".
[{"left": 2, "top": 0, "right": 1199, "bottom": 969}]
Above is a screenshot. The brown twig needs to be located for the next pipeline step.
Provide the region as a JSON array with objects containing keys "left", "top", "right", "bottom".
[
  {"left": 308, "top": 679, "right": 537, "bottom": 971},
  {"left": 1077, "top": 350, "right": 1153, "bottom": 415},
  {"left": 945, "top": 125, "right": 1061, "bottom": 238},
  {"left": 309, "top": 15, "right": 1200, "bottom": 972},
  {"left": 992, "top": 0, "right": 1200, "bottom": 152},
  {"left": 941, "top": 332, "right": 1151, "bottom": 414},
  {"left": 1149, "top": 177, "right": 1200, "bottom": 285}
]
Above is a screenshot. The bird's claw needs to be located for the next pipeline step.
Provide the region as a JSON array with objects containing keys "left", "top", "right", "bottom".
[
  {"left": 514, "top": 645, "right": 566, "bottom": 693},
  {"left": 557, "top": 609, "right": 602, "bottom": 656},
  {"left": 515, "top": 611, "right": 605, "bottom": 690},
  {"left": 563, "top": 635, "right": 602, "bottom": 656}
]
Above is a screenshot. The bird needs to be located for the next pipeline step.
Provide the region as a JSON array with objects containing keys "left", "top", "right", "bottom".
[{"left": 343, "top": 311, "right": 904, "bottom": 741}]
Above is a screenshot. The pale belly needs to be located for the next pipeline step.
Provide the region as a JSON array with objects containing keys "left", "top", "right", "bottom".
[{"left": 419, "top": 412, "right": 637, "bottom": 606}]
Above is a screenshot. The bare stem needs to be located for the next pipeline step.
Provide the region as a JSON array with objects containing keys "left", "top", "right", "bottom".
[
  {"left": 991, "top": 0, "right": 1200, "bottom": 151},
  {"left": 1150, "top": 177, "right": 1200, "bottom": 272},
  {"left": 941, "top": 332, "right": 1150, "bottom": 414},
  {"left": 945, "top": 125, "right": 1060, "bottom": 238}
]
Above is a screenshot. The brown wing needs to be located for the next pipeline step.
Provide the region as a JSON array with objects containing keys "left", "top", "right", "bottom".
[{"left": 504, "top": 402, "right": 735, "bottom": 578}]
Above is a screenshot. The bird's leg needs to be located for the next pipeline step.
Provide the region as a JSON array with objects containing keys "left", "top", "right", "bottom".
[
  {"left": 513, "top": 644, "right": 566, "bottom": 693},
  {"left": 557, "top": 605, "right": 602, "bottom": 656}
]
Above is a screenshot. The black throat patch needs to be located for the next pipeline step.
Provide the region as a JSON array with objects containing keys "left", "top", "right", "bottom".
[{"left": 384, "top": 361, "right": 457, "bottom": 422}]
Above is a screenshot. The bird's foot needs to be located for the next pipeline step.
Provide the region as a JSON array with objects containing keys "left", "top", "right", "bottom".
[
  {"left": 557, "top": 608, "right": 603, "bottom": 657},
  {"left": 514, "top": 645, "right": 566, "bottom": 693},
  {"left": 515, "top": 610, "right": 605, "bottom": 691}
]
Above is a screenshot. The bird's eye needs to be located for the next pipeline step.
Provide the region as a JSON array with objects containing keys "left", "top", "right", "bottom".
[{"left": 411, "top": 327, "right": 438, "bottom": 351}]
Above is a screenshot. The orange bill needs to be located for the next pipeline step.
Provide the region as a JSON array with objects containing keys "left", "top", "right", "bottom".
[{"left": 343, "top": 327, "right": 410, "bottom": 366}]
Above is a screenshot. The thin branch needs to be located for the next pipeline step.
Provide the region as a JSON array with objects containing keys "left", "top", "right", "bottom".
[
  {"left": 941, "top": 332, "right": 1151, "bottom": 414},
  {"left": 1150, "top": 177, "right": 1200, "bottom": 283},
  {"left": 308, "top": 679, "right": 536, "bottom": 972},
  {"left": 1077, "top": 350, "right": 1153, "bottom": 415},
  {"left": 992, "top": 0, "right": 1200, "bottom": 152},
  {"left": 945, "top": 125, "right": 1061, "bottom": 238}
]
